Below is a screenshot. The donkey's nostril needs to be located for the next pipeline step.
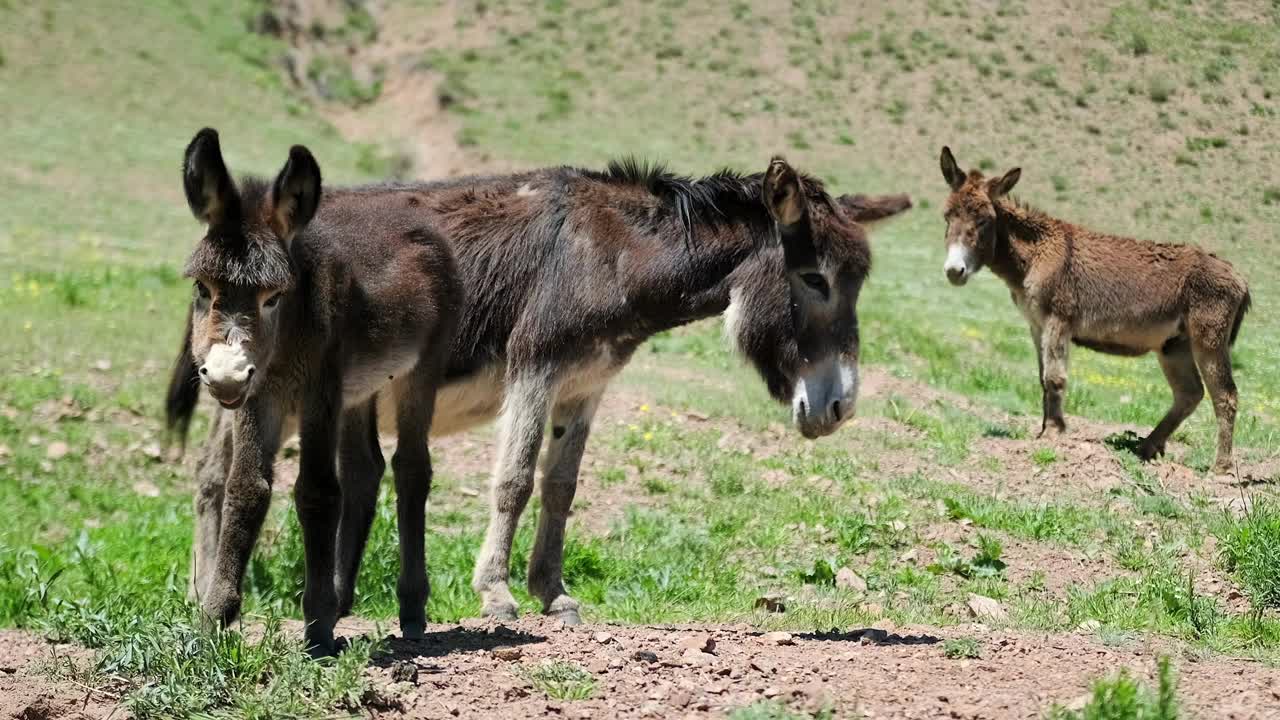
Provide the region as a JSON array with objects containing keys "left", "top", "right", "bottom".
[
  {"left": 246, "top": 366, "right": 256, "bottom": 380},
  {"left": 199, "top": 366, "right": 209, "bottom": 376},
  {"left": 831, "top": 400, "right": 842, "bottom": 423}
]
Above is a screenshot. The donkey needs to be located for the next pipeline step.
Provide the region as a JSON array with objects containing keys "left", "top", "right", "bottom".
[
  {"left": 169, "top": 156, "right": 912, "bottom": 627},
  {"left": 938, "top": 146, "right": 1250, "bottom": 473},
  {"left": 174, "top": 128, "right": 461, "bottom": 655}
]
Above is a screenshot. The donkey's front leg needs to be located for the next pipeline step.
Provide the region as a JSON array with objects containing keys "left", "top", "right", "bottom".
[
  {"left": 334, "top": 397, "right": 384, "bottom": 620},
  {"left": 204, "top": 399, "right": 284, "bottom": 630},
  {"left": 472, "top": 371, "right": 551, "bottom": 620},
  {"left": 190, "top": 407, "right": 233, "bottom": 603},
  {"left": 1039, "top": 316, "right": 1071, "bottom": 437},
  {"left": 295, "top": 379, "right": 343, "bottom": 657},
  {"left": 528, "top": 392, "right": 602, "bottom": 625},
  {"left": 389, "top": 365, "right": 442, "bottom": 639}
]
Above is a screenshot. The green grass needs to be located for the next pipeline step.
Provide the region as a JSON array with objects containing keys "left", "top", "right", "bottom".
[
  {"left": 517, "top": 661, "right": 597, "bottom": 701},
  {"left": 730, "top": 701, "right": 833, "bottom": 720},
  {"left": 1046, "top": 656, "right": 1179, "bottom": 720},
  {"left": 942, "top": 636, "right": 983, "bottom": 659},
  {"left": 1216, "top": 497, "right": 1280, "bottom": 610}
]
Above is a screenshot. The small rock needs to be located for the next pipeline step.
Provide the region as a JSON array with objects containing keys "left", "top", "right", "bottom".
[
  {"left": 633, "top": 650, "right": 659, "bottom": 664},
  {"left": 754, "top": 594, "right": 787, "bottom": 613},
  {"left": 492, "top": 646, "right": 523, "bottom": 662},
  {"left": 46, "top": 441, "right": 69, "bottom": 460},
  {"left": 131, "top": 480, "right": 161, "bottom": 498},
  {"left": 899, "top": 548, "right": 919, "bottom": 563},
  {"left": 607, "top": 657, "right": 626, "bottom": 670},
  {"left": 142, "top": 442, "right": 162, "bottom": 460},
  {"left": 681, "top": 647, "right": 716, "bottom": 666},
  {"left": 761, "top": 631, "right": 794, "bottom": 646},
  {"left": 750, "top": 657, "right": 776, "bottom": 674},
  {"left": 458, "top": 486, "right": 480, "bottom": 497},
  {"left": 593, "top": 631, "right": 615, "bottom": 644},
  {"left": 92, "top": 359, "right": 112, "bottom": 372},
  {"left": 835, "top": 567, "right": 867, "bottom": 593},
  {"left": 670, "top": 688, "right": 693, "bottom": 708},
  {"left": 390, "top": 660, "right": 418, "bottom": 683},
  {"left": 1076, "top": 619, "right": 1102, "bottom": 633},
  {"left": 677, "top": 633, "right": 716, "bottom": 654},
  {"left": 763, "top": 686, "right": 782, "bottom": 698},
  {"left": 967, "top": 594, "right": 1007, "bottom": 623}
]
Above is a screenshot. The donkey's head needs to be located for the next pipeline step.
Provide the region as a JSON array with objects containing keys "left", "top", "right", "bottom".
[
  {"left": 938, "top": 146, "right": 1020, "bottom": 286},
  {"left": 731, "top": 159, "right": 870, "bottom": 440},
  {"left": 180, "top": 128, "right": 321, "bottom": 410}
]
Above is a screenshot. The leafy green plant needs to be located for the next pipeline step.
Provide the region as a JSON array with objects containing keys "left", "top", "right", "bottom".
[
  {"left": 1217, "top": 496, "right": 1280, "bottom": 609},
  {"left": 517, "top": 661, "right": 596, "bottom": 701},
  {"left": 929, "top": 535, "right": 1007, "bottom": 579},
  {"left": 1046, "top": 656, "right": 1179, "bottom": 720},
  {"left": 943, "top": 636, "right": 982, "bottom": 659}
]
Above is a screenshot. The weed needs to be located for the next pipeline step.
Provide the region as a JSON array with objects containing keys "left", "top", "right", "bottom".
[
  {"left": 1028, "top": 65, "right": 1058, "bottom": 89},
  {"left": 943, "top": 636, "right": 982, "bottom": 659},
  {"left": 731, "top": 701, "right": 833, "bottom": 719},
  {"left": 1185, "top": 137, "right": 1228, "bottom": 152},
  {"left": 1264, "top": 187, "right": 1280, "bottom": 205},
  {"left": 1050, "top": 175, "right": 1069, "bottom": 194},
  {"left": 929, "top": 534, "right": 1007, "bottom": 579},
  {"left": 1046, "top": 656, "right": 1179, "bottom": 720},
  {"left": 1216, "top": 497, "right": 1280, "bottom": 609},
  {"left": 517, "top": 661, "right": 596, "bottom": 700},
  {"left": 1032, "top": 447, "right": 1058, "bottom": 467},
  {"left": 1147, "top": 74, "right": 1175, "bottom": 103}
]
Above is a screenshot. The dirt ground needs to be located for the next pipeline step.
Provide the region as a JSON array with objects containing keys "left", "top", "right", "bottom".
[{"left": 3, "top": 617, "right": 1278, "bottom": 720}]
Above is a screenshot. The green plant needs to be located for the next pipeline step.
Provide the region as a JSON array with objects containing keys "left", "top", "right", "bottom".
[
  {"left": 1032, "top": 447, "right": 1059, "bottom": 466},
  {"left": 517, "top": 661, "right": 596, "bottom": 701},
  {"left": 929, "top": 535, "right": 1007, "bottom": 579},
  {"left": 1217, "top": 497, "right": 1280, "bottom": 609},
  {"left": 1046, "top": 656, "right": 1179, "bottom": 719},
  {"left": 943, "top": 636, "right": 982, "bottom": 659}
]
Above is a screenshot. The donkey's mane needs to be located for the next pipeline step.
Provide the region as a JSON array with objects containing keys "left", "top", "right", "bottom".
[
  {"left": 589, "top": 156, "right": 832, "bottom": 246},
  {"left": 183, "top": 177, "right": 296, "bottom": 289}
]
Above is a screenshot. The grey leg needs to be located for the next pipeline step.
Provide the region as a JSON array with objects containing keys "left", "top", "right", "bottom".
[
  {"left": 1039, "top": 316, "right": 1070, "bottom": 437},
  {"left": 528, "top": 391, "right": 602, "bottom": 625},
  {"left": 190, "top": 408, "right": 232, "bottom": 603},
  {"left": 471, "top": 371, "right": 551, "bottom": 620}
]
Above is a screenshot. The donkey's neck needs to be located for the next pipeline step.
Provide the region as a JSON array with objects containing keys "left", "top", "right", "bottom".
[{"left": 990, "top": 197, "right": 1054, "bottom": 287}]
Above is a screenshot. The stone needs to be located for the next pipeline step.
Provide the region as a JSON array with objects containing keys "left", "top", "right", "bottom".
[
  {"left": 967, "top": 594, "right": 1008, "bottom": 623},
  {"left": 761, "top": 631, "right": 794, "bottom": 646},
  {"left": 492, "top": 646, "right": 524, "bottom": 661}
]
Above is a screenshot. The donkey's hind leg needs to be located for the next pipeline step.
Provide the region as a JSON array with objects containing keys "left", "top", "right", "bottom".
[
  {"left": 1137, "top": 337, "right": 1203, "bottom": 462},
  {"left": 528, "top": 390, "right": 603, "bottom": 625},
  {"left": 389, "top": 365, "right": 443, "bottom": 640},
  {"left": 190, "top": 408, "right": 233, "bottom": 603},
  {"left": 1192, "top": 340, "right": 1239, "bottom": 475},
  {"left": 334, "top": 397, "right": 385, "bottom": 619}
]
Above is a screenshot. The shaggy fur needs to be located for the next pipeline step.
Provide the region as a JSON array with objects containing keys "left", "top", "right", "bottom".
[{"left": 940, "top": 146, "right": 1250, "bottom": 473}]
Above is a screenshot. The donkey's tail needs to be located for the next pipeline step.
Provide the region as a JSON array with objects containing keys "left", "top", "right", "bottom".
[
  {"left": 837, "top": 192, "right": 913, "bottom": 226},
  {"left": 1229, "top": 287, "right": 1251, "bottom": 347},
  {"left": 165, "top": 307, "right": 200, "bottom": 454}
]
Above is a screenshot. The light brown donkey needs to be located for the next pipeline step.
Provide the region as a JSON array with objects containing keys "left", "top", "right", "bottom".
[{"left": 938, "top": 146, "right": 1250, "bottom": 473}]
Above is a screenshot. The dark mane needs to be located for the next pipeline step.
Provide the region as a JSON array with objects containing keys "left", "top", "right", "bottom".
[
  {"left": 590, "top": 156, "right": 831, "bottom": 246},
  {"left": 183, "top": 176, "right": 296, "bottom": 289}
]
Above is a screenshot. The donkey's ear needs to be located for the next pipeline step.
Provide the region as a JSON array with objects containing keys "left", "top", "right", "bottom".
[
  {"left": 763, "top": 157, "right": 808, "bottom": 229},
  {"left": 183, "top": 128, "right": 238, "bottom": 226},
  {"left": 940, "top": 146, "right": 965, "bottom": 191},
  {"left": 989, "top": 167, "right": 1021, "bottom": 198},
  {"left": 271, "top": 145, "right": 322, "bottom": 242}
]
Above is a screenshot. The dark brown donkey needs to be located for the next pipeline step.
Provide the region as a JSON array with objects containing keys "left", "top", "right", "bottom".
[
  {"left": 170, "top": 157, "right": 911, "bottom": 628},
  {"left": 938, "top": 146, "right": 1250, "bottom": 473},
  {"left": 174, "top": 128, "right": 460, "bottom": 655}
]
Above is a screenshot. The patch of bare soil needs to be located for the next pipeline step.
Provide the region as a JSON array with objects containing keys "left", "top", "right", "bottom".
[
  {"left": 282, "top": 617, "right": 1280, "bottom": 719},
  {"left": 0, "top": 630, "right": 115, "bottom": 720}
]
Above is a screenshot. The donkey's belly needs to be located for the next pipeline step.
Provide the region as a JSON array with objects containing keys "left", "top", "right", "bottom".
[
  {"left": 376, "top": 364, "right": 506, "bottom": 438},
  {"left": 343, "top": 346, "right": 422, "bottom": 407},
  {"left": 1073, "top": 317, "right": 1182, "bottom": 356}
]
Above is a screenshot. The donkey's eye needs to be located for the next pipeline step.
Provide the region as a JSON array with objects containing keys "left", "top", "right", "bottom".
[
  {"left": 800, "top": 272, "right": 829, "bottom": 294},
  {"left": 195, "top": 281, "right": 210, "bottom": 300},
  {"left": 263, "top": 293, "right": 282, "bottom": 309}
]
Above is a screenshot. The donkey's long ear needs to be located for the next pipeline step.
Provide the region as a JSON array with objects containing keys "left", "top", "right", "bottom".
[
  {"left": 183, "top": 128, "right": 238, "bottom": 226},
  {"left": 940, "top": 146, "right": 964, "bottom": 191},
  {"left": 989, "top": 167, "right": 1021, "bottom": 198},
  {"left": 271, "top": 145, "right": 322, "bottom": 242},
  {"left": 763, "top": 157, "right": 818, "bottom": 269}
]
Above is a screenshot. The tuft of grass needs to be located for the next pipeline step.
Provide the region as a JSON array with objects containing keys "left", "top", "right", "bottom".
[
  {"left": 1263, "top": 187, "right": 1280, "bottom": 205},
  {"left": 517, "top": 660, "right": 596, "bottom": 701},
  {"left": 943, "top": 636, "right": 983, "bottom": 659},
  {"left": 1032, "top": 447, "right": 1059, "bottom": 467},
  {"left": 929, "top": 534, "right": 1007, "bottom": 580},
  {"left": 1046, "top": 656, "right": 1179, "bottom": 720},
  {"left": 1146, "top": 74, "right": 1176, "bottom": 103},
  {"left": 1216, "top": 497, "right": 1280, "bottom": 609},
  {"left": 731, "top": 701, "right": 833, "bottom": 720}
]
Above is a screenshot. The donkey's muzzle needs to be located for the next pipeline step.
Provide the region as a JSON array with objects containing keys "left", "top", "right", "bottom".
[{"left": 200, "top": 342, "right": 256, "bottom": 410}]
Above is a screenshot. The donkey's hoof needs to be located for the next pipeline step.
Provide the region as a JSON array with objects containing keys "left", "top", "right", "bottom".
[
  {"left": 400, "top": 621, "right": 426, "bottom": 640},
  {"left": 481, "top": 604, "right": 519, "bottom": 623},
  {"left": 1134, "top": 439, "right": 1164, "bottom": 462},
  {"left": 547, "top": 608, "right": 582, "bottom": 626},
  {"left": 306, "top": 637, "right": 338, "bottom": 659}
]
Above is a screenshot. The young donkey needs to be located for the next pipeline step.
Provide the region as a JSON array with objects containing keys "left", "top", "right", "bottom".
[
  {"left": 938, "top": 147, "right": 1250, "bottom": 472},
  {"left": 170, "top": 156, "right": 911, "bottom": 627},
  {"left": 176, "top": 129, "right": 460, "bottom": 654}
]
